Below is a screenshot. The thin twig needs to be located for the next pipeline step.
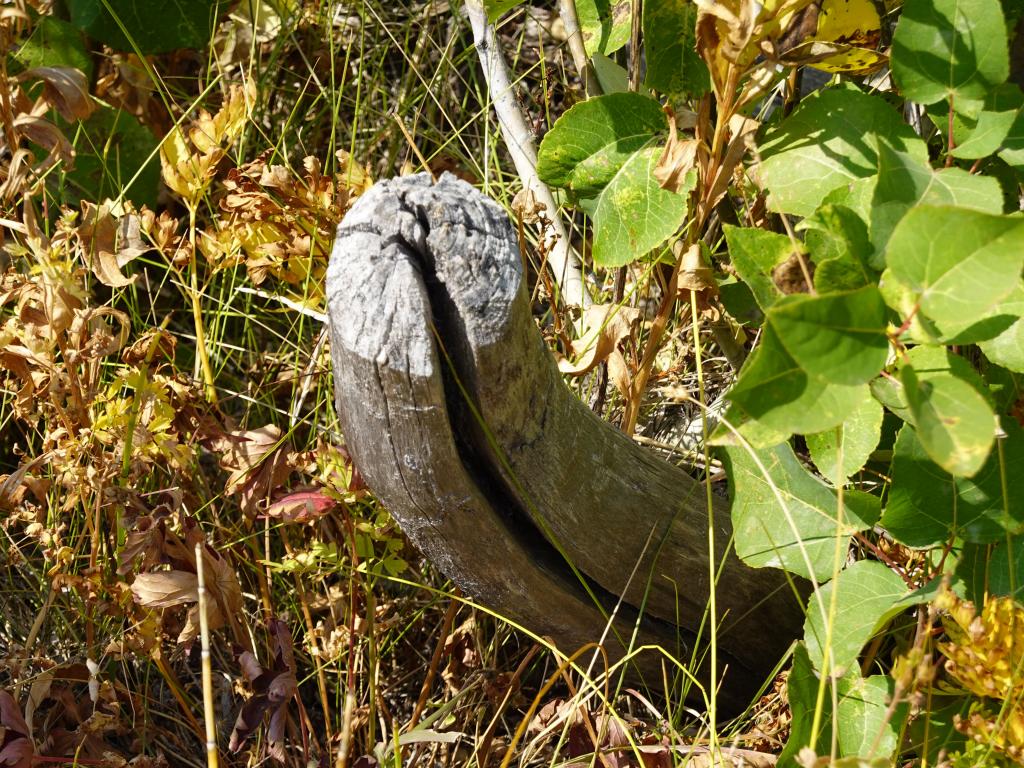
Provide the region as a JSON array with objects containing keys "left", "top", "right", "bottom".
[
  {"left": 558, "top": 0, "right": 595, "bottom": 93},
  {"left": 406, "top": 590, "right": 462, "bottom": 733},
  {"left": 465, "top": 0, "right": 591, "bottom": 308}
]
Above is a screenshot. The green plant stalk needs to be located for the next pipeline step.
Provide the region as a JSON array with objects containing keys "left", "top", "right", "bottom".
[
  {"left": 187, "top": 203, "right": 217, "bottom": 403},
  {"left": 196, "top": 543, "right": 220, "bottom": 768},
  {"left": 809, "top": 426, "right": 846, "bottom": 755}
]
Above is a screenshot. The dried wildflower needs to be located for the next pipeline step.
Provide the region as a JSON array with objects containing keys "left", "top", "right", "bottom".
[
  {"left": 937, "top": 591, "right": 1024, "bottom": 702},
  {"left": 935, "top": 590, "right": 1024, "bottom": 763},
  {"left": 211, "top": 149, "right": 371, "bottom": 287},
  {"left": 160, "top": 80, "right": 255, "bottom": 206}
]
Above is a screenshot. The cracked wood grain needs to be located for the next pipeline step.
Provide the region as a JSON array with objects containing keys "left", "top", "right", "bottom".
[{"left": 327, "top": 173, "right": 805, "bottom": 709}]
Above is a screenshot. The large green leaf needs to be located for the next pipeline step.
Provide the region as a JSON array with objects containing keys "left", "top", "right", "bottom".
[
  {"left": 891, "top": 0, "right": 1009, "bottom": 105},
  {"left": 536, "top": 93, "right": 666, "bottom": 197},
  {"left": 769, "top": 287, "right": 890, "bottom": 386},
  {"left": 779, "top": 646, "right": 906, "bottom": 766},
  {"left": 778, "top": 644, "right": 827, "bottom": 767},
  {"left": 881, "top": 422, "right": 1024, "bottom": 546},
  {"left": 13, "top": 16, "right": 92, "bottom": 78},
  {"left": 590, "top": 53, "right": 631, "bottom": 94},
  {"left": 589, "top": 148, "right": 692, "bottom": 267},
  {"left": 956, "top": 539, "right": 1024, "bottom": 602},
  {"left": 952, "top": 84, "right": 1024, "bottom": 159},
  {"left": 870, "top": 142, "right": 1003, "bottom": 261},
  {"left": 576, "top": 0, "right": 631, "bottom": 56},
  {"left": 884, "top": 206, "right": 1024, "bottom": 344},
  {"left": 641, "top": 0, "right": 708, "bottom": 96},
  {"left": 979, "top": 282, "right": 1024, "bottom": 372},
  {"left": 710, "top": 402, "right": 791, "bottom": 449},
  {"left": 803, "top": 560, "right": 912, "bottom": 677},
  {"left": 726, "top": 324, "right": 871, "bottom": 437},
  {"left": 722, "top": 441, "right": 878, "bottom": 581},
  {"left": 67, "top": 0, "right": 219, "bottom": 54},
  {"left": 757, "top": 86, "right": 928, "bottom": 217},
  {"left": 722, "top": 225, "right": 795, "bottom": 312},
  {"left": 870, "top": 345, "right": 995, "bottom": 426},
  {"left": 835, "top": 675, "right": 906, "bottom": 762},
  {"left": 806, "top": 396, "right": 884, "bottom": 483},
  {"left": 1000, "top": 93, "right": 1024, "bottom": 169},
  {"left": 902, "top": 365, "right": 997, "bottom": 477}
]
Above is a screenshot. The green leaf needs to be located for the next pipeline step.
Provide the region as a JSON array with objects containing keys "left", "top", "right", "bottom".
[
  {"left": 906, "top": 698, "right": 970, "bottom": 766},
  {"left": 1000, "top": 94, "right": 1024, "bottom": 169},
  {"left": 901, "top": 365, "right": 996, "bottom": 477},
  {"left": 537, "top": 93, "right": 666, "bottom": 197},
  {"left": 821, "top": 175, "right": 877, "bottom": 224},
  {"left": 804, "top": 559, "right": 911, "bottom": 676},
  {"left": 803, "top": 204, "right": 876, "bottom": 293},
  {"left": 710, "top": 402, "right": 790, "bottom": 449},
  {"left": 590, "top": 148, "right": 692, "bottom": 267},
  {"left": 881, "top": 422, "right": 1024, "bottom": 546},
  {"left": 718, "top": 274, "right": 763, "bottom": 327},
  {"left": 952, "top": 84, "right": 1024, "bottom": 159},
  {"left": 870, "top": 345, "right": 996, "bottom": 426},
  {"left": 885, "top": 206, "right": 1024, "bottom": 345},
  {"left": 726, "top": 324, "right": 872, "bottom": 437},
  {"left": 870, "top": 142, "right": 1003, "bottom": 262},
  {"left": 642, "top": 0, "right": 708, "bottom": 96},
  {"left": 483, "top": 0, "right": 524, "bottom": 22},
  {"left": 722, "top": 225, "right": 796, "bottom": 312},
  {"left": 979, "top": 282, "right": 1024, "bottom": 372},
  {"left": 769, "top": 287, "right": 890, "bottom": 386},
  {"left": 891, "top": 0, "right": 1009, "bottom": 105},
  {"left": 67, "top": 0, "right": 220, "bottom": 54},
  {"left": 835, "top": 675, "right": 907, "bottom": 762},
  {"left": 13, "top": 16, "right": 93, "bottom": 78},
  {"left": 590, "top": 53, "right": 631, "bottom": 94},
  {"left": 780, "top": 647, "right": 906, "bottom": 766},
  {"left": 778, "top": 644, "right": 827, "bottom": 767},
  {"left": 576, "top": 0, "right": 631, "bottom": 56},
  {"left": 807, "top": 396, "right": 884, "bottom": 483},
  {"left": 956, "top": 539, "right": 1024, "bottom": 602},
  {"left": 66, "top": 106, "right": 161, "bottom": 208},
  {"left": 722, "top": 440, "right": 878, "bottom": 581},
  {"left": 757, "top": 86, "right": 928, "bottom": 217}
]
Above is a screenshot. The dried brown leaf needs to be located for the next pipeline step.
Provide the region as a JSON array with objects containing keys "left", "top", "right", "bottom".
[
  {"left": 558, "top": 304, "right": 641, "bottom": 378},
  {"left": 0, "top": 690, "right": 33, "bottom": 768},
  {"left": 21, "top": 66, "right": 95, "bottom": 122},
  {"left": 229, "top": 619, "right": 297, "bottom": 759},
  {"left": 79, "top": 201, "right": 146, "bottom": 288},
  {"left": 13, "top": 115, "right": 73, "bottom": 174},
  {"left": 676, "top": 244, "right": 717, "bottom": 293},
  {"left": 701, "top": 114, "right": 759, "bottom": 219},
  {"left": 655, "top": 110, "right": 706, "bottom": 195},
  {"left": 130, "top": 570, "right": 198, "bottom": 608}
]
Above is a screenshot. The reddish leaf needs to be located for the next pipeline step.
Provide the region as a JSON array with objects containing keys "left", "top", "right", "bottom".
[
  {"left": 229, "top": 619, "right": 297, "bottom": 758},
  {"left": 0, "top": 691, "right": 33, "bottom": 768},
  {"left": 263, "top": 488, "right": 337, "bottom": 523}
]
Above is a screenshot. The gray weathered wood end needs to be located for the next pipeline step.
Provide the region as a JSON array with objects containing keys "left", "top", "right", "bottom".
[{"left": 327, "top": 173, "right": 804, "bottom": 710}]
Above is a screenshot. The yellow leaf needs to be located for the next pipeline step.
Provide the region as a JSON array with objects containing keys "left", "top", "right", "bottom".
[
  {"left": 189, "top": 80, "right": 255, "bottom": 153},
  {"left": 767, "top": 0, "right": 888, "bottom": 75}
]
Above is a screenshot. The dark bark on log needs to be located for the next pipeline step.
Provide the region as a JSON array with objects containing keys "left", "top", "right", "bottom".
[{"left": 327, "top": 173, "right": 805, "bottom": 710}]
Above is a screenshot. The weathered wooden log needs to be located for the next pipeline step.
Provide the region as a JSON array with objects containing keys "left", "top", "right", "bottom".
[{"left": 327, "top": 173, "right": 805, "bottom": 709}]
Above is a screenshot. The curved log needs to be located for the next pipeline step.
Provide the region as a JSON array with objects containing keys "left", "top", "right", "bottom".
[{"left": 327, "top": 173, "right": 805, "bottom": 709}]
